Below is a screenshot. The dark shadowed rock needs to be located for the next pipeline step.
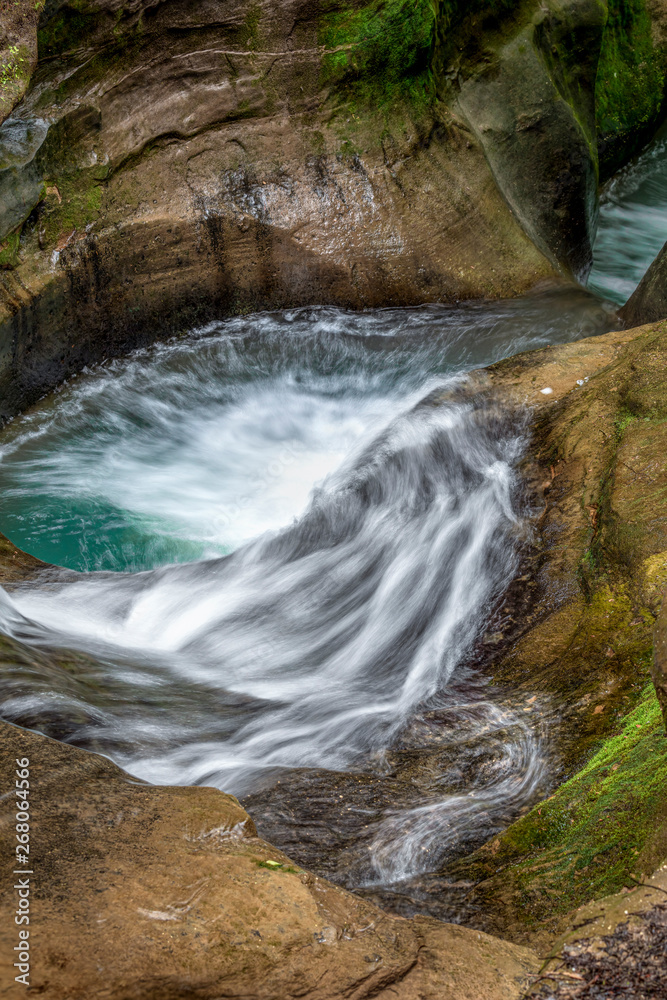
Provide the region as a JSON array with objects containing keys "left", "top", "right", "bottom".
[
  {"left": 653, "top": 592, "right": 667, "bottom": 727},
  {"left": 620, "top": 238, "right": 667, "bottom": 327}
]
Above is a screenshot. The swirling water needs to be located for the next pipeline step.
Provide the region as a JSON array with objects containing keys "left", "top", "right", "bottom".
[
  {"left": 0, "top": 290, "right": 613, "bottom": 906},
  {"left": 0, "top": 289, "right": 617, "bottom": 912}
]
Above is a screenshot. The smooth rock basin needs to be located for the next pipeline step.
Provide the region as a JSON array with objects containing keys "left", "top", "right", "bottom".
[
  {"left": 2, "top": 116, "right": 667, "bottom": 924},
  {"left": 2, "top": 318, "right": 667, "bottom": 1000},
  {"left": 0, "top": 288, "right": 616, "bottom": 914}
]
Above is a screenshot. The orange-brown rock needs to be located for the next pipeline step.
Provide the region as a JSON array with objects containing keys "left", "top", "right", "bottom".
[
  {"left": 0, "top": 719, "right": 539, "bottom": 999},
  {"left": 0, "top": 0, "right": 630, "bottom": 420}
]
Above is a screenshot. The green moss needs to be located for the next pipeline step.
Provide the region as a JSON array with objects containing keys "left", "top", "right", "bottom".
[
  {"left": 614, "top": 407, "right": 636, "bottom": 438},
  {"left": 37, "top": 2, "right": 97, "bottom": 58},
  {"left": 495, "top": 685, "right": 667, "bottom": 921},
  {"left": 318, "top": 0, "right": 440, "bottom": 112},
  {"left": 39, "top": 172, "right": 102, "bottom": 245},
  {"left": 237, "top": 5, "right": 262, "bottom": 51},
  {"left": 595, "top": 0, "right": 665, "bottom": 175},
  {"left": 0, "top": 230, "right": 21, "bottom": 269},
  {"left": 0, "top": 43, "right": 32, "bottom": 110},
  {"left": 316, "top": 0, "right": 525, "bottom": 129}
]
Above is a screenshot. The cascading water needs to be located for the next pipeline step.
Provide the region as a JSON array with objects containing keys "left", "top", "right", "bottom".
[
  {"left": 0, "top": 290, "right": 610, "bottom": 912},
  {"left": 588, "top": 119, "right": 667, "bottom": 304},
  {"left": 1, "top": 384, "right": 525, "bottom": 784},
  {"left": 3, "top": 108, "right": 667, "bottom": 919},
  {"left": 0, "top": 285, "right": 621, "bottom": 915}
]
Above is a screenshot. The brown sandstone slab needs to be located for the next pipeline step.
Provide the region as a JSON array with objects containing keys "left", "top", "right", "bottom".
[{"left": 0, "top": 720, "right": 539, "bottom": 999}]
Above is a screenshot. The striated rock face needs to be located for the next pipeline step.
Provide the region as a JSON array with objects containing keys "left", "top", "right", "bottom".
[
  {"left": 1, "top": 0, "right": 661, "bottom": 420},
  {"left": 0, "top": 717, "right": 539, "bottom": 999}
]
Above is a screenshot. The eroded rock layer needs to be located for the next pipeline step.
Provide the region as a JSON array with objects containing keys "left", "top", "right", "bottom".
[{"left": 1, "top": 0, "right": 667, "bottom": 420}]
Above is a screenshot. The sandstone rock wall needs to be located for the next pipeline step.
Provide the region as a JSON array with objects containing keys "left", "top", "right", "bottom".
[{"left": 2, "top": 0, "right": 662, "bottom": 421}]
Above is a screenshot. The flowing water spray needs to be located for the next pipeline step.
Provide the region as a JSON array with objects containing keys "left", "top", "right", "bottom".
[
  {"left": 0, "top": 292, "right": 611, "bottom": 900},
  {"left": 589, "top": 119, "right": 667, "bottom": 304}
]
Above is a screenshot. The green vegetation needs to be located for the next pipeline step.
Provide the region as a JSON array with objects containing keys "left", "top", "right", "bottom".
[
  {"left": 493, "top": 684, "right": 667, "bottom": 921},
  {"left": 37, "top": 1, "right": 100, "bottom": 58},
  {"left": 0, "top": 229, "right": 21, "bottom": 268},
  {"left": 237, "top": 5, "right": 262, "bottom": 51},
  {"left": 0, "top": 43, "right": 30, "bottom": 109},
  {"left": 42, "top": 172, "right": 102, "bottom": 241},
  {"left": 318, "top": 0, "right": 439, "bottom": 111},
  {"left": 596, "top": 0, "right": 665, "bottom": 174},
  {"left": 318, "top": 0, "right": 518, "bottom": 112}
]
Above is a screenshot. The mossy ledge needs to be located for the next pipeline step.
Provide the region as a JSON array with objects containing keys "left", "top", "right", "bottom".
[
  {"left": 596, "top": 0, "right": 667, "bottom": 180},
  {"left": 460, "top": 684, "right": 667, "bottom": 932},
  {"left": 431, "top": 320, "right": 667, "bottom": 944}
]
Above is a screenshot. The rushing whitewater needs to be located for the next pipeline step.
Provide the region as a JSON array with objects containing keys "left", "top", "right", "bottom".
[
  {"left": 0, "top": 295, "right": 611, "bottom": 899},
  {"left": 588, "top": 118, "right": 667, "bottom": 304},
  {"left": 1, "top": 114, "right": 665, "bottom": 908},
  {"left": 1, "top": 385, "right": 524, "bottom": 764},
  {"left": 0, "top": 383, "right": 545, "bottom": 884}
]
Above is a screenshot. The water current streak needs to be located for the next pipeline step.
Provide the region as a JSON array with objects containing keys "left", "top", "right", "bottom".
[{"left": 0, "top": 294, "right": 611, "bottom": 900}]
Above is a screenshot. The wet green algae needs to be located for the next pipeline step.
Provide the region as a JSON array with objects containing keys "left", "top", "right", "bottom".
[
  {"left": 595, "top": 0, "right": 666, "bottom": 177},
  {"left": 469, "top": 683, "right": 667, "bottom": 927}
]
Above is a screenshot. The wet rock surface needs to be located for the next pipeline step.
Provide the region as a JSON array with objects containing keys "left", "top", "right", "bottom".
[
  {"left": 620, "top": 237, "right": 667, "bottom": 326},
  {"left": 2, "top": 0, "right": 666, "bottom": 419},
  {"left": 0, "top": 718, "right": 540, "bottom": 1000},
  {"left": 436, "top": 320, "right": 667, "bottom": 943}
]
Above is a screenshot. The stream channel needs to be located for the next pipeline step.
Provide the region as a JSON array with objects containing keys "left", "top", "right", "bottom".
[{"left": 0, "top": 125, "right": 666, "bottom": 921}]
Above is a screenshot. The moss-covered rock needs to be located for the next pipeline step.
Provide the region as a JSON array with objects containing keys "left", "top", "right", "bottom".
[
  {"left": 437, "top": 319, "right": 667, "bottom": 942},
  {"left": 0, "top": 1, "right": 40, "bottom": 125},
  {"left": 596, "top": 0, "right": 666, "bottom": 179},
  {"left": 462, "top": 685, "right": 667, "bottom": 932}
]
